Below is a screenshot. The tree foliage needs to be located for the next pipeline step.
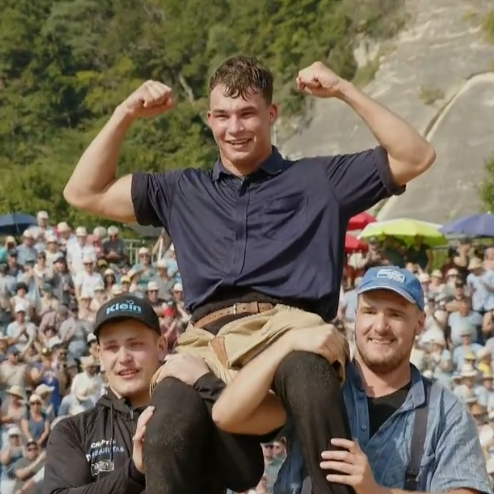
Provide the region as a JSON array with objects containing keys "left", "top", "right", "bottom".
[{"left": 0, "top": 0, "right": 405, "bottom": 229}]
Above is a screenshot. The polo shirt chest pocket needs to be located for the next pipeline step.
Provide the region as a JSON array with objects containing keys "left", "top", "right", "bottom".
[{"left": 261, "top": 193, "right": 308, "bottom": 240}]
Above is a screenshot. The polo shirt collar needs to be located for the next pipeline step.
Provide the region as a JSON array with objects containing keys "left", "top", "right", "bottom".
[{"left": 212, "top": 146, "right": 284, "bottom": 181}]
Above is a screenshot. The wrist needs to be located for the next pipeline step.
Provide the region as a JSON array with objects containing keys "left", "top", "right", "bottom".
[
  {"left": 276, "top": 331, "right": 299, "bottom": 357},
  {"left": 335, "top": 79, "right": 358, "bottom": 103},
  {"left": 113, "top": 104, "right": 137, "bottom": 126}
]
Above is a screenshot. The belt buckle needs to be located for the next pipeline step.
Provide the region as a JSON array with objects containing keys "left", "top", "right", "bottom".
[{"left": 232, "top": 303, "right": 239, "bottom": 315}]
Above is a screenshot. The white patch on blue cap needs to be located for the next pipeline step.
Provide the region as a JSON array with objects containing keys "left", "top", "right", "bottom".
[{"left": 376, "top": 268, "right": 405, "bottom": 283}]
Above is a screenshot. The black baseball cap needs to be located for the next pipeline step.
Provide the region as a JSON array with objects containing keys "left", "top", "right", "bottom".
[{"left": 93, "top": 294, "right": 161, "bottom": 340}]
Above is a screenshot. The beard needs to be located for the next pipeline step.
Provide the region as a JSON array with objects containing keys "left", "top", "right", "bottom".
[{"left": 356, "top": 338, "right": 413, "bottom": 375}]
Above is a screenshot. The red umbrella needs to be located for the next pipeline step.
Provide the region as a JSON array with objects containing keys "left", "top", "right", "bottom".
[
  {"left": 345, "top": 234, "right": 368, "bottom": 253},
  {"left": 348, "top": 212, "right": 376, "bottom": 231}
]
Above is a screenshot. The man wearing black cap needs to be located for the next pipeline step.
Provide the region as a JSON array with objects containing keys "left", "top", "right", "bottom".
[{"left": 43, "top": 294, "right": 262, "bottom": 494}]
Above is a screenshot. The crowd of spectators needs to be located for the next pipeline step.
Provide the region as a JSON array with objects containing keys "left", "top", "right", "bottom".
[{"left": 0, "top": 211, "right": 186, "bottom": 494}]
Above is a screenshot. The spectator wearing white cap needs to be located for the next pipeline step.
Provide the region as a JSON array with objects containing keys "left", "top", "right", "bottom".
[
  {"left": 131, "top": 247, "right": 155, "bottom": 290},
  {"left": 476, "top": 370, "right": 494, "bottom": 410},
  {"left": 448, "top": 299, "right": 483, "bottom": 347},
  {"left": 160, "top": 243, "right": 178, "bottom": 277},
  {"left": 428, "top": 334, "right": 453, "bottom": 388},
  {"left": 78, "top": 291, "right": 96, "bottom": 323},
  {"left": 153, "top": 259, "right": 174, "bottom": 300},
  {"left": 70, "top": 355, "right": 102, "bottom": 406},
  {"left": 5, "top": 305, "right": 36, "bottom": 354},
  {"left": 171, "top": 282, "right": 190, "bottom": 324},
  {"left": 102, "top": 225, "right": 127, "bottom": 265},
  {"left": 0, "top": 236, "right": 16, "bottom": 265},
  {"left": 56, "top": 222, "right": 75, "bottom": 250},
  {"left": 58, "top": 302, "right": 93, "bottom": 360},
  {"left": 30, "top": 346, "right": 64, "bottom": 417},
  {"left": 74, "top": 256, "right": 103, "bottom": 299},
  {"left": 21, "top": 394, "right": 51, "bottom": 447},
  {"left": 1, "top": 385, "right": 27, "bottom": 435},
  {"left": 66, "top": 227, "right": 96, "bottom": 274},
  {"left": 16, "top": 231, "right": 37, "bottom": 267},
  {"left": 86, "top": 333, "right": 99, "bottom": 359},
  {"left": 145, "top": 281, "right": 166, "bottom": 317},
  {"left": 0, "top": 426, "right": 24, "bottom": 494},
  {"left": 44, "top": 234, "right": 61, "bottom": 268},
  {"left": 452, "top": 327, "right": 483, "bottom": 370},
  {"left": 454, "top": 363, "right": 479, "bottom": 401},
  {"left": 90, "top": 282, "right": 109, "bottom": 313},
  {"left": 35, "top": 383, "right": 56, "bottom": 418}
]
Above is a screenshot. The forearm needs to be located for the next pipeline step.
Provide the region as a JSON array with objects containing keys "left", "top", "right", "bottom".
[
  {"left": 63, "top": 106, "right": 134, "bottom": 207},
  {"left": 338, "top": 81, "right": 435, "bottom": 183},
  {"left": 213, "top": 335, "right": 292, "bottom": 424}
]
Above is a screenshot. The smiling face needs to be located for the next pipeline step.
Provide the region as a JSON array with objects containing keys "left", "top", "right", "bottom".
[
  {"left": 207, "top": 55, "right": 277, "bottom": 174},
  {"left": 208, "top": 86, "right": 276, "bottom": 171},
  {"left": 355, "top": 290, "right": 424, "bottom": 375},
  {"left": 97, "top": 320, "right": 166, "bottom": 406}
]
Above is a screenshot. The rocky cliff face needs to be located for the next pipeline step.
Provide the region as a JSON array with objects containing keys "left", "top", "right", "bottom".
[{"left": 282, "top": 0, "right": 494, "bottom": 223}]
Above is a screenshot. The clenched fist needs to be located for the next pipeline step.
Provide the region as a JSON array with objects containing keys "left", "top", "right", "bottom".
[
  {"left": 296, "top": 62, "right": 345, "bottom": 99},
  {"left": 121, "top": 80, "right": 174, "bottom": 118}
]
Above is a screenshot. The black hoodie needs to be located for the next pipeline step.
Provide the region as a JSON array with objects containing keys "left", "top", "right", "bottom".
[{"left": 43, "top": 391, "right": 146, "bottom": 494}]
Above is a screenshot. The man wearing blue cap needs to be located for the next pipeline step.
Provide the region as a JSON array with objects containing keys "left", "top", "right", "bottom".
[{"left": 212, "top": 266, "right": 491, "bottom": 494}]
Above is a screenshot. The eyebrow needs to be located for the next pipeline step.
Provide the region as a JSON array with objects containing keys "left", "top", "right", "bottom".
[
  {"left": 211, "top": 105, "right": 258, "bottom": 115},
  {"left": 101, "top": 337, "right": 142, "bottom": 345}
]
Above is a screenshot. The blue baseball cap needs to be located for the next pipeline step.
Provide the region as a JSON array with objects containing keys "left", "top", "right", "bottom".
[{"left": 357, "top": 266, "right": 425, "bottom": 311}]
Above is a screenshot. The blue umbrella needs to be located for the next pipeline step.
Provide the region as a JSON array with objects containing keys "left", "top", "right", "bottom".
[
  {"left": 0, "top": 212, "right": 38, "bottom": 236},
  {"left": 440, "top": 213, "right": 494, "bottom": 237}
]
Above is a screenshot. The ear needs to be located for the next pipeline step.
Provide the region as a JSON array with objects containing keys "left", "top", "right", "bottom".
[
  {"left": 415, "top": 310, "right": 426, "bottom": 337},
  {"left": 206, "top": 111, "right": 213, "bottom": 128},
  {"left": 157, "top": 336, "right": 168, "bottom": 361},
  {"left": 268, "top": 104, "right": 278, "bottom": 125}
]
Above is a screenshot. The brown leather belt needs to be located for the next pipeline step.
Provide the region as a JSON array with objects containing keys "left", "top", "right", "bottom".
[{"left": 194, "top": 301, "right": 275, "bottom": 328}]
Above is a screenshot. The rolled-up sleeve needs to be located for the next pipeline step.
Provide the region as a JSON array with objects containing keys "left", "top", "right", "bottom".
[
  {"left": 323, "top": 146, "right": 405, "bottom": 217},
  {"left": 430, "top": 401, "right": 491, "bottom": 494},
  {"left": 131, "top": 171, "right": 182, "bottom": 229}
]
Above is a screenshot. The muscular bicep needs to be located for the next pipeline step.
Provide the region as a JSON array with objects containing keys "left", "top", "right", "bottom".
[{"left": 64, "top": 174, "right": 136, "bottom": 223}]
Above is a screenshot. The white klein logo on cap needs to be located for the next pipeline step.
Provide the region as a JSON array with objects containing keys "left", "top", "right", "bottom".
[
  {"left": 105, "top": 300, "right": 142, "bottom": 315},
  {"left": 376, "top": 268, "right": 405, "bottom": 283}
]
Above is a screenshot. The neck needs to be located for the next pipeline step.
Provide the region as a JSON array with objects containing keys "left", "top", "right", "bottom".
[
  {"left": 354, "top": 356, "right": 412, "bottom": 398},
  {"left": 110, "top": 387, "right": 149, "bottom": 408},
  {"left": 220, "top": 144, "right": 273, "bottom": 177}
]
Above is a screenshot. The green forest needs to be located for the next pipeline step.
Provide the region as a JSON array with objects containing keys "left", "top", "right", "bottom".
[{"left": 0, "top": 0, "right": 419, "bottom": 228}]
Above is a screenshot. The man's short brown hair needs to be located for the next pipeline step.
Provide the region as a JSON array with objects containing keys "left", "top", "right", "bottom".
[{"left": 209, "top": 55, "right": 274, "bottom": 104}]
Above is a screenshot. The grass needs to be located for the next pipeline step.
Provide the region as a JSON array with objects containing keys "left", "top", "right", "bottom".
[
  {"left": 482, "top": 9, "right": 494, "bottom": 43},
  {"left": 352, "top": 57, "right": 380, "bottom": 87},
  {"left": 419, "top": 86, "right": 445, "bottom": 106}
]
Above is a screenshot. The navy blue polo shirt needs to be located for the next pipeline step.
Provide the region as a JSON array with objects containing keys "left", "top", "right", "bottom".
[{"left": 131, "top": 146, "right": 404, "bottom": 320}]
